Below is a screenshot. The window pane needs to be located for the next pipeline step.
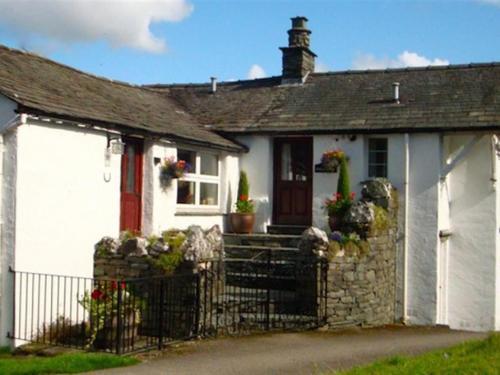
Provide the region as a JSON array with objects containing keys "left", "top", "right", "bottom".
[
  {"left": 368, "top": 138, "right": 388, "bottom": 178},
  {"left": 281, "top": 143, "right": 293, "bottom": 181},
  {"left": 200, "top": 152, "right": 219, "bottom": 176},
  {"left": 126, "top": 144, "right": 135, "bottom": 193},
  {"left": 200, "top": 183, "right": 218, "bottom": 205},
  {"left": 177, "top": 149, "right": 196, "bottom": 173},
  {"left": 292, "top": 143, "right": 308, "bottom": 181},
  {"left": 177, "top": 181, "right": 196, "bottom": 204}
]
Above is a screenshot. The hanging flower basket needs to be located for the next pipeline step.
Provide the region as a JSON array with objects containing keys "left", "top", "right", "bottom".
[
  {"left": 159, "top": 157, "right": 191, "bottom": 187},
  {"left": 321, "top": 149, "right": 345, "bottom": 172}
]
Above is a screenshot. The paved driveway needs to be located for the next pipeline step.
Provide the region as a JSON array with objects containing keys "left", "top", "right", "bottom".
[{"left": 91, "top": 326, "right": 486, "bottom": 375}]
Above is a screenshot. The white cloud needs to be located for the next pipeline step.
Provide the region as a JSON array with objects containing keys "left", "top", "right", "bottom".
[
  {"left": 0, "top": 0, "right": 193, "bottom": 53},
  {"left": 247, "top": 64, "right": 266, "bottom": 79},
  {"left": 352, "top": 51, "right": 449, "bottom": 70},
  {"left": 314, "top": 61, "right": 330, "bottom": 73}
]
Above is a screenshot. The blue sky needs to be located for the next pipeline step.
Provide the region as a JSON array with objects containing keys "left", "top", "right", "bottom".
[{"left": 0, "top": 0, "right": 498, "bottom": 85}]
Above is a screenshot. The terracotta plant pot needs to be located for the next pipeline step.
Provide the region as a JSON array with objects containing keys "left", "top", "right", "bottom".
[
  {"left": 328, "top": 216, "right": 341, "bottom": 232},
  {"left": 230, "top": 213, "right": 255, "bottom": 234}
]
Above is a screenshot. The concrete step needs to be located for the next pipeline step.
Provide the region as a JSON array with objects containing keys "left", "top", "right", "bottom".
[
  {"left": 267, "top": 225, "right": 308, "bottom": 235},
  {"left": 224, "top": 233, "right": 301, "bottom": 248}
]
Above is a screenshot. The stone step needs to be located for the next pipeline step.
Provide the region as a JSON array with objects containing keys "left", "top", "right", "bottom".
[
  {"left": 224, "top": 244, "right": 299, "bottom": 260},
  {"left": 223, "top": 233, "right": 301, "bottom": 248},
  {"left": 267, "top": 225, "right": 309, "bottom": 235}
]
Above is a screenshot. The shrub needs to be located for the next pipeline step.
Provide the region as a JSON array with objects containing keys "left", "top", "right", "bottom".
[
  {"left": 155, "top": 251, "right": 184, "bottom": 275},
  {"left": 237, "top": 171, "right": 250, "bottom": 199},
  {"left": 336, "top": 155, "right": 351, "bottom": 199},
  {"left": 235, "top": 171, "right": 254, "bottom": 213},
  {"left": 372, "top": 205, "right": 390, "bottom": 232}
]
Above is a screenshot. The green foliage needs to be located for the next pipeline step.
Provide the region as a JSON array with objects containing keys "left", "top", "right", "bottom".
[
  {"left": 235, "top": 199, "right": 255, "bottom": 213},
  {"left": 0, "top": 352, "right": 138, "bottom": 374},
  {"left": 155, "top": 251, "right": 184, "bottom": 275},
  {"left": 329, "top": 231, "right": 370, "bottom": 258},
  {"left": 372, "top": 206, "right": 390, "bottom": 232},
  {"left": 0, "top": 346, "right": 11, "bottom": 356},
  {"left": 336, "top": 156, "right": 351, "bottom": 199},
  {"left": 338, "top": 333, "right": 500, "bottom": 375},
  {"left": 324, "top": 196, "right": 353, "bottom": 218},
  {"left": 120, "top": 230, "right": 140, "bottom": 242},
  {"left": 79, "top": 282, "right": 143, "bottom": 348},
  {"left": 237, "top": 171, "right": 250, "bottom": 199},
  {"left": 146, "top": 235, "right": 160, "bottom": 248},
  {"left": 161, "top": 230, "right": 186, "bottom": 251}
]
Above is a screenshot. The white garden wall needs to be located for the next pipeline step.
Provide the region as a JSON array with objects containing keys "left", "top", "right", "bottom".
[{"left": 444, "top": 134, "right": 497, "bottom": 331}]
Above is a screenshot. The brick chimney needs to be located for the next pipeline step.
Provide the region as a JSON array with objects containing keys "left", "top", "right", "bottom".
[{"left": 280, "top": 17, "right": 316, "bottom": 84}]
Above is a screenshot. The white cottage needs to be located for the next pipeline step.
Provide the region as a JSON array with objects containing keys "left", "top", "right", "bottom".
[{"left": 0, "top": 17, "right": 499, "bottom": 344}]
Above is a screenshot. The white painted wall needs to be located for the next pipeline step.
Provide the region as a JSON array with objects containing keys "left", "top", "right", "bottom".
[
  {"left": 443, "top": 134, "right": 497, "bottom": 331},
  {"left": 14, "top": 121, "right": 122, "bottom": 276},
  {"left": 235, "top": 135, "right": 273, "bottom": 232},
  {"left": 406, "top": 134, "right": 440, "bottom": 325},
  {"left": 0, "top": 96, "right": 20, "bottom": 345}
]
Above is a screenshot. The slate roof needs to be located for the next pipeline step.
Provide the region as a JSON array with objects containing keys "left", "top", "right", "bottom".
[
  {"left": 0, "top": 45, "right": 242, "bottom": 151},
  {"left": 151, "top": 63, "right": 500, "bottom": 134}
]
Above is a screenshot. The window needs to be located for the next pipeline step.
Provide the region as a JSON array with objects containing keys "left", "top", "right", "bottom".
[
  {"left": 176, "top": 149, "right": 220, "bottom": 208},
  {"left": 368, "top": 138, "right": 388, "bottom": 178}
]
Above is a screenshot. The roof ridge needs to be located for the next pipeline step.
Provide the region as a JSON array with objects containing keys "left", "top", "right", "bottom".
[
  {"left": 146, "top": 61, "right": 500, "bottom": 88},
  {"left": 0, "top": 44, "right": 156, "bottom": 93}
]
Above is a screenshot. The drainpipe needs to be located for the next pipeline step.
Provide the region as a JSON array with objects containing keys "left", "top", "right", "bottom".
[
  {"left": 491, "top": 135, "right": 497, "bottom": 190},
  {"left": 403, "top": 133, "right": 410, "bottom": 324}
]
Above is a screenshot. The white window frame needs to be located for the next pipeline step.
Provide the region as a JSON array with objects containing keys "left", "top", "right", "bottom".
[
  {"left": 367, "top": 137, "right": 388, "bottom": 178},
  {"left": 176, "top": 149, "right": 221, "bottom": 212}
]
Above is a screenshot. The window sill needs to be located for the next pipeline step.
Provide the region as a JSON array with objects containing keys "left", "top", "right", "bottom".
[{"left": 175, "top": 209, "right": 225, "bottom": 217}]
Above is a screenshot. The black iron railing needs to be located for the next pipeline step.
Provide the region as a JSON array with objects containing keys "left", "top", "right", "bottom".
[{"left": 9, "top": 255, "right": 328, "bottom": 354}]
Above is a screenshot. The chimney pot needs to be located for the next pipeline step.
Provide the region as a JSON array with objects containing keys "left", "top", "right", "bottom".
[
  {"left": 210, "top": 77, "right": 217, "bottom": 93},
  {"left": 392, "top": 82, "right": 400, "bottom": 103},
  {"left": 280, "top": 16, "right": 316, "bottom": 83}
]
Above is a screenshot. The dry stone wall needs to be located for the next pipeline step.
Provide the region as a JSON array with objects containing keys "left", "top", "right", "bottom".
[{"left": 326, "top": 189, "right": 398, "bottom": 328}]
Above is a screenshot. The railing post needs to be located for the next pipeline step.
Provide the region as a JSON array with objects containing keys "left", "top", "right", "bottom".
[
  {"left": 265, "top": 250, "right": 271, "bottom": 331},
  {"left": 158, "top": 278, "right": 165, "bottom": 350},
  {"left": 7, "top": 267, "right": 15, "bottom": 341},
  {"left": 115, "top": 280, "right": 123, "bottom": 355},
  {"left": 194, "top": 270, "right": 201, "bottom": 337}
]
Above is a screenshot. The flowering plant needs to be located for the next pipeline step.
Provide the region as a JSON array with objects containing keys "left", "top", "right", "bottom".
[
  {"left": 323, "top": 192, "right": 355, "bottom": 218},
  {"left": 321, "top": 149, "right": 345, "bottom": 171},
  {"left": 160, "top": 157, "right": 191, "bottom": 180},
  {"left": 235, "top": 194, "right": 254, "bottom": 213},
  {"left": 79, "top": 280, "right": 142, "bottom": 348}
]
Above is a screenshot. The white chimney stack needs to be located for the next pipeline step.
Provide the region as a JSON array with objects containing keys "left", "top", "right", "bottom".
[
  {"left": 392, "top": 82, "right": 400, "bottom": 104},
  {"left": 210, "top": 77, "right": 217, "bottom": 93}
]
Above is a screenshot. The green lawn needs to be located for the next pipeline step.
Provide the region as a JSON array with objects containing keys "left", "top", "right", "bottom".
[
  {"left": 0, "top": 347, "right": 139, "bottom": 375},
  {"left": 337, "top": 333, "right": 500, "bottom": 375}
]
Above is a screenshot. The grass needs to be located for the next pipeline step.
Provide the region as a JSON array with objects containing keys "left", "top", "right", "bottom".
[
  {"left": 0, "top": 346, "right": 139, "bottom": 375},
  {"left": 336, "top": 333, "right": 500, "bottom": 375}
]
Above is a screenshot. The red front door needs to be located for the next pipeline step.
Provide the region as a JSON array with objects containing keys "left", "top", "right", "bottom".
[
  {"left": 273, "top": 137, "right": 313, "bottom": 225},
  {"left": 120, "top": 137, "right": 143, "bottom": 232}
]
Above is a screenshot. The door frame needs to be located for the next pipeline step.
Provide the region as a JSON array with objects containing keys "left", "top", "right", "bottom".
[
  {"left": 272, "top": 136, "right": 313, "bottom": 225},
  {"left": 119, "top": 137, "right": 144, "bottom": 232}
]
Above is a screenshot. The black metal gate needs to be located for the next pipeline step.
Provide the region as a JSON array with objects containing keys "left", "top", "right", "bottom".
[{"left": 9, "top": 256, "right": 327, "bottom": 354}]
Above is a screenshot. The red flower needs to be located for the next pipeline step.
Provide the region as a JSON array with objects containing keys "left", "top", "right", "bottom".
[
  {"left": 110, "top": 280, "right": 126, "bottom": 290},
  {"left": 91, "top": 289, "right": 104, "bottom": 300},
  {"left": 239, "top": 194, "right": 248, "bottom": 201},
  {"left": 350, "top": 192, "right": 355, "bottom": 199},
  {"left": 336, "top": 192, "right": 342, "bottom": 200}
]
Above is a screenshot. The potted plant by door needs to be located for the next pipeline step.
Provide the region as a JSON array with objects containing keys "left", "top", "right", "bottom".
[
  {"left": 323, "top": 154, "right": 355, "bottom": 231},
  {"left": 230, "top": 171, "right": 255, "bottom": 233}
]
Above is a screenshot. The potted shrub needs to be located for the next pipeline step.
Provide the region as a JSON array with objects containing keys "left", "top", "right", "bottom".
[
  {"left": 323, "top": 154, "right": 355, "bottom": 231},
  {"left": 230, "top": 171, "right": 255, "bottom": 233}
]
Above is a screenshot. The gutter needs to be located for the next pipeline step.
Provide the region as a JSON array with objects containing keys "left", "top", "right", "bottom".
[{"left": 403, "top": 133, "right": 410, "bottom": 324}]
